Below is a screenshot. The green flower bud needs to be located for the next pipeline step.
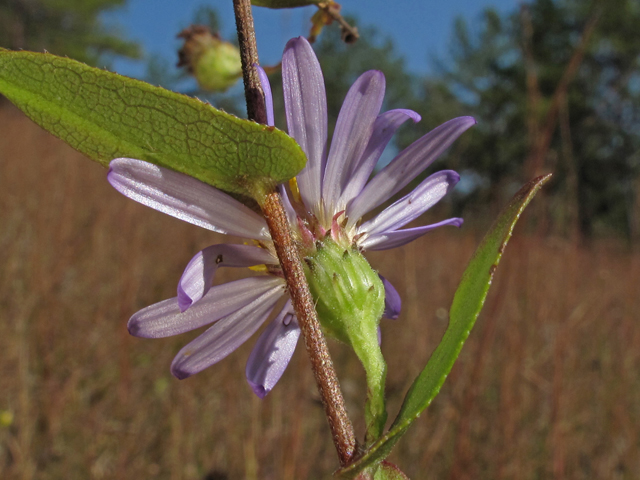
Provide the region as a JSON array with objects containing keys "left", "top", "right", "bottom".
[
  {"left": 177, "top": 26, "right": 242, "bottom": 93},
  {"left": 304, "top": 238, "right": 384, "bottom": 345},
  {"left": 0, "top": 410, "right": 14, "bottom": 428}
]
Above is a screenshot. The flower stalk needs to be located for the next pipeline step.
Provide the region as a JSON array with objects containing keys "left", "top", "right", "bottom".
[
  {"left": 232, "top": 0, "right": 357, "bottom": 466},
  {"left": 232, "top": 0, "right": 268, "bottom": 124},
  {"left": 261, "top": 192, "right": 357, "bottom": 464}
]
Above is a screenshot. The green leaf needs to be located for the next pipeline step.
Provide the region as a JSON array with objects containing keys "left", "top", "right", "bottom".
[
  {"left": 373, "top": 462, "right": 410, "bottom": 480},
  {"left": 251, "top": 0, "right": 321, "bottom": 8},
  {"left": 337, "top": 174, "right": 552, "bottom": 477},
  {"left": 0, "top": 48, "right": 306, "bottom": 198}
]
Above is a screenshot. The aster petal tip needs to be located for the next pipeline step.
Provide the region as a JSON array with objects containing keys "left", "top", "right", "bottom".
[
  {"left": 285, "top": 35, "right": 312, "bottom": 50},
  {"left": 129, "top": 277, "right": 284, "bottom": 340},
  {"left": 444, "top": 116, "right": 477, "bottom": 133},
  {"left": 255, "top": 64, "right": 274, "bottom": 127},
  {"left": 380, "top": 275, "right": 401, "bottom": 320},
  {"left": 362, "top": 217, "right": 466, "bottom": 251},
  {"left": 176, "top": 287, "right": 193, "bottom": 312},
  {"left": 170, "top": 364, "right": 192, "bottom": 380},
  {"left": 127, "top": 317, "right": 142, "bottom": 337},
  {"left": 369, "top": 69, "right": 385, "bottom": 82},
  {"left": 248, "top": 382, "right": 269, "bottom": 399},
  {"left": 358, "top": 169, "right": 463, "bottom": 238},
  {"left": 387, "top": 109, "right": 421, "bottom": 124},
  {"left": 446, "top": 170, "right": 461, "bottom": 186},
  {"left": 107, "top": 158, "right": 140, "bottom": 185},
  {"left": 406, "top": 110, "right": 422, "bottom": 123}
]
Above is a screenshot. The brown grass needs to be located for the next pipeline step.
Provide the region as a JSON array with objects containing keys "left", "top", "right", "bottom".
[{"left": 1, "top": 105, "right": 638, "bottom": 479}]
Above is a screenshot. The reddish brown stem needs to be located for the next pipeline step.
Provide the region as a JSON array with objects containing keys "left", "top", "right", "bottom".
[
  {"left": 232, "top": 0, "right": 268, "bottom": 124},
  {"left": 262, "top": 192, "right": 357, "bottom": 465},
  {"left": 232, "top": 0, "right": 357, "bottom": 466}
]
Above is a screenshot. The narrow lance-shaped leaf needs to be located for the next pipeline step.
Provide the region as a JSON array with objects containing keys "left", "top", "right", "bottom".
[
  {"left": 337, "top": 174, "right": 552, "bottom": 477},
  {"left": 0, "top": 48, "right": 306, "bottom": 198}
]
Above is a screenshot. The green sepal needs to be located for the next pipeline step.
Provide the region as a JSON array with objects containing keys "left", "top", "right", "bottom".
[
  {"left": 337, "top": 174, "right": 552, "bottom": 477},
  {"left": 303, "top": 239, "right": 384, "bottom": 345},
  {"left": 0, "top": 48, "right": 306, "bottom": 199}
]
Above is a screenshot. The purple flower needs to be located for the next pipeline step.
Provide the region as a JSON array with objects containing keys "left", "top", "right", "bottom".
[{"left": 108, "top": 36, "right": 474, "bottom": 398}]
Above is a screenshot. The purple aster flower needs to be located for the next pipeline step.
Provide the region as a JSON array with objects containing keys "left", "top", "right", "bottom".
[{"left": 108, "top": 36, "right": 474, "bottom": 398}]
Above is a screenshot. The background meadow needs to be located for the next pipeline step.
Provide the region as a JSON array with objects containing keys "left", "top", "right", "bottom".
[
  {"left": 1, "top": 106, "right": 638, "bottom": 479},
  {"left": 1, "top": 0, "right": 640, "bottom": 478}
]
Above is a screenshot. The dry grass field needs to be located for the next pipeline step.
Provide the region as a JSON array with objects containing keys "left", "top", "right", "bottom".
[{"left": 1, "top": 105, "right": 639, "bottom": 479}]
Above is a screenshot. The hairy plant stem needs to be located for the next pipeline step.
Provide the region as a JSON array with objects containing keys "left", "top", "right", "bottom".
[
  {"left": 232, "top": 0, "right": 357, "bottom": 466},
  {"left": 232, "top": 0, "right": 268, "bottom": 124},
  {"left": 261, "top": 192, "right": 357, "bottom": 466}
]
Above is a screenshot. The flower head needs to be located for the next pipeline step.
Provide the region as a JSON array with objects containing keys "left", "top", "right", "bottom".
[{"left": 108, "top": 36, "right": 474, "bottom": 398}]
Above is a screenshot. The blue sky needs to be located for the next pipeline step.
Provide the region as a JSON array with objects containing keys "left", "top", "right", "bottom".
[{"left": 105, "top": 0, "right": 518, "bottom": 79}]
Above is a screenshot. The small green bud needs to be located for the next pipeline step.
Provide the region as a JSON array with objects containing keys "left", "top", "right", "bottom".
[
  {"left": 177, "top": 26, "right": 242, "bottom": 92},
  {"left": 304, "top": 238, "right": 384, "bottom": 345}
]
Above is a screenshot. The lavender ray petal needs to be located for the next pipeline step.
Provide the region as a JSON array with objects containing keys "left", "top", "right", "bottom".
[
  {"left": 341, "top": 109, "right": 421, "bottom": 216},
  {"left": 380, "top": 274, "right": 401, "bottom": 320},
  {"left": 359, "top": 218, "right": 464, "bottom": 251},
  {"left": 256, "top": 65, "right": 275, "bottom": 127},
  {"left": 278, "top": 184, "right": 297, "bottom": 227},
  {"left": 171, "top": 284, "right": 285, "bottom": 379},
  {"left": 282, "top": 37, "right": 328, "bottom": 213},
  {"left": 245, "top": 300, "right": 300, "bottom": 398},
  {"left": 346, "top": 117, "right": 475, "bottom": 223},
  {"left": 358, "top": 170, "right": 460, "bottom": 237},
  {"left": 128, "top": 277, "right": 284, "bottom": 339},
  {"left": 178, "top": 244, "right": 277, "bottom": 311},
  {"left": 108, "top": 158, "right": 270, "bottom": 239},
  {"left": 322, "top": 70, "right": 385, "bottom": 214}
]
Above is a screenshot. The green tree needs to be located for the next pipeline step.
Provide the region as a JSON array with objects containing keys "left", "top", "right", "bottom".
[
  {"left": 0, "top": 0, "right": 139, "bottom": 66},
  {"left": 421, "top": 0, "right": 640, "bottom": 237}
]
